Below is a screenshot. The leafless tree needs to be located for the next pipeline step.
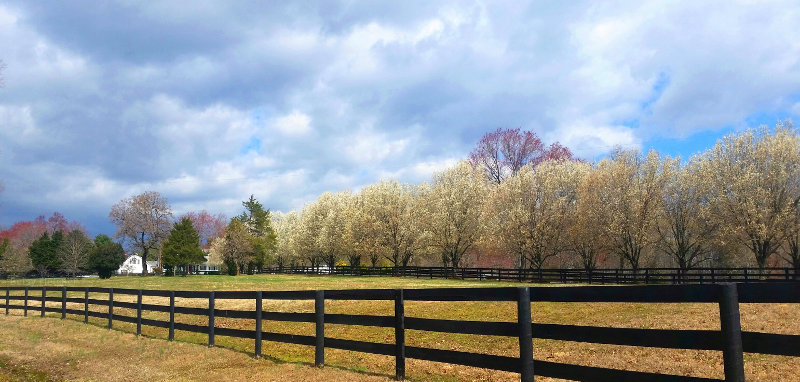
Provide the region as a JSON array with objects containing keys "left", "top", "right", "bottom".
[
  {"left": 109, "top": 191, "right": 173, "bottom": 275},
  {"left": 58, "top": 229, "right": 93, "bottom": 277}
]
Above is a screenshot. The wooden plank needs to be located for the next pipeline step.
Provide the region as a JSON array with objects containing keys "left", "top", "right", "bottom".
[
  {"left": 260, "top": 290, "right": 315, "bottom": 300},
  {"left": 85, "top": 298, "right": 110, "bottom": 306},
  {"left": 173, "top": 306, "right": 209, "bottom": 316},
  {"left": 140, "top": 289, "right": 172, "bottom": 297},
  {"left": 736, "top": 283, "right": 800, "bottom": 303},
  {"left": 113, "top": 301, "right": 138, "bottom": 310},
  {"left": 261, "top": 331, "right": 316, "bottom": 346},
  {"left": 325, "top": 338, "right": 395, "bottom": 356},
  {"left": 529, "top": 284, "right": 719, "bottom": 303},
  {"left": 741, "top": 331, "right": 800, "bottom": 356},
  {"left": 215, "top": 327, "right": 256, "bottom": 339},
  {"left": 534, "top": 360, "right": 721, "bottom": 382},
  {"left": 213, "top": 290, "right": 257, "bottom": 299},
  {"left": 531, "top": 324, "right": 722, "bottom": 350},
  {"left": 140, "top": 317, "right": 171, "bottom": 329},
  {"left": 214, "top": 308, "right": 258, "bottom": 319},
  {"left": 404, "top": 287, "right": 518, "bottom": 301},
  {"left": 405, "top": 317, "right": 516, "bottom": 336},
  {"left": 110, "top": 288, "right": 139, "bottom": 295},
  {"left": 325, "top": 314, "right": 394, "bottom": 328},
  {"left": 173, "top": 290, "right": 209, "bottom": 298},
  {"left": 324, "top": 289, "right": 395, "bottom": 300}
]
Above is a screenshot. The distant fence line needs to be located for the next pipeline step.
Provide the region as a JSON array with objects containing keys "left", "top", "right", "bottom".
[
  {"left": 262, "top": 265, "right": 800, "bottom": 284},
  {"left": 2, "top": 283, "right": 799, "bottom": 381}
]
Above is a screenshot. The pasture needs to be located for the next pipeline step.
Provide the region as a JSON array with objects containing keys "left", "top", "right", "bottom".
[{"left": 1, "top": 275, "right": 798, "bottom": 381}]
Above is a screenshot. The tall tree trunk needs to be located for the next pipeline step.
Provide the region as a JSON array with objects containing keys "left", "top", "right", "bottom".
[{"left": 141, "top": 246, "right": 149, "bottom": 276}]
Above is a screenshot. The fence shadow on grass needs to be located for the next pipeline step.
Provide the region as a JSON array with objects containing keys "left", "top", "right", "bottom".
[{"left": 2, "top": 283, "right": 800, "bottom": 382}]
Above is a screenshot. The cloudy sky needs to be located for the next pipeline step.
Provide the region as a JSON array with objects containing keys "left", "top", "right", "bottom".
[{"left": 1, "top": 1, "right": 799, "bottom": 236}]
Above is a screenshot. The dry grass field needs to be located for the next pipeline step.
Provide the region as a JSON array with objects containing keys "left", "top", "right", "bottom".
[{"left": 1, "top": 275, "right": 798, "bottom": 381}]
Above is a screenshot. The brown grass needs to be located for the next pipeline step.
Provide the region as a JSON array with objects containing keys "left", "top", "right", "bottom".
[
  {"left": 1, "top": 275, "right": 798, "bottom": 381},
  {"left": 0, "top": 315, "right": 390, "bottom": 382}
]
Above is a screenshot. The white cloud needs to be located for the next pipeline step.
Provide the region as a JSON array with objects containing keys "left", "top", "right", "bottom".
[
  {"left": 271, "top": 110, "right": 312, "bottom": 136},
  {"left": 344, "top": 127, "right": 409, "bottom": 164},
  {"left": 3, "top": 1, "right": 800, "bottom": 234},
  {"left": 553, "top": 122, "right": 640, "bottom": 159},
  {"left": 0, "top": 105, "right": 45, "bottom": 146}
]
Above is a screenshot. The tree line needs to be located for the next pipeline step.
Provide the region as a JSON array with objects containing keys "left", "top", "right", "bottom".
[
  {"left": 3, "top": 123, "right": 800, "bottom": 278},
  {"left": 259, "top": 123, "right": 800, "bottom": 275},
  {"left": 0, "top": 213, "right": 126, "bottom": 279}
]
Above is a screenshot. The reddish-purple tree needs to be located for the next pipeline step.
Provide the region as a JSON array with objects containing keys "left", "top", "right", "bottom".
[
  {"left": 0, "top": 212, "right": 85, "bottom": 246},
  {"left": 181, "top": 210, "right": 227, "bottom": 248},
  {"left": 469, "top": 128, "right": 505, "bottom": 184},
  {"left": 469, "top": 128, "right": 575, "bottom": 183},
  {"left": 501, "top": 128, "right": 544, "bottom": 176}
]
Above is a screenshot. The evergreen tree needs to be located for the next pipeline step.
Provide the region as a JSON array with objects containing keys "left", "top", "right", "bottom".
[
  {"left": 162, "top": 218, "right": 205, "bottom": 276},
  {"left": 236, "top": 195, "right": 277, "bottom": 272},
  {"left": 88, "top": 234, "right": 125, "bottom": 279},
  {"left": 29, "top": 231, "right": 63, "bottom": 277}
]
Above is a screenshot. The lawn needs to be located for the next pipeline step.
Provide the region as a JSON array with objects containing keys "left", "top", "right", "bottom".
[{"left": 1, "top": 275, "right": 798, "bottom": 381}]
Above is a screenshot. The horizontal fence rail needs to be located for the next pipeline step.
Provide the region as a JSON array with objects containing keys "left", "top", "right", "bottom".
[
  {"left": 263, "top": 265, "right": 800, "bottom": 284},
  {"left": 2, "top": 283, "right": 799, "bottom": 381}
]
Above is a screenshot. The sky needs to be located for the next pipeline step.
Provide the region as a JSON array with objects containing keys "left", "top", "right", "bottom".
[{"left": 1, "top": 1, "right": 799, "bottom": 237}]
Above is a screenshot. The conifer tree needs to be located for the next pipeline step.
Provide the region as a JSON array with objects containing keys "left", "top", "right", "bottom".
[{"left": 162, "top": 218, "right": 205, "bottom": 276}]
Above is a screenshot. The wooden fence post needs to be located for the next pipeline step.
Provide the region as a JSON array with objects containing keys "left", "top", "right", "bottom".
[
  {"left": 315, "top": 290, "right": 325, "bottom": 367},
  {"left": 61, "top": 286, "right": 66, "bottom": 319},
  {"left": 41, "top": 287, "right": 46, "bottom": 317},
  {"left": 208, "top": 291, "right": 215, "bottom": 347},
  {"left": 169, "top": 291, "right": 175, "bottom": 340},
  {"left": 718, "top": 283, "right": 745, "bottom": 382},
  {"left": 5, "top": 287, "right": 9, "bottom": 315},
  {"left": 108, "top": 288, "right": 114, "bottom": 329},
  {"left": 84, "top": 288, "right": 89, "bottom": 323},
  {"left": 24, "top": 287, "right": 28, "bottom": 316},
  {"left": 255, "top": 291, "right": 262, "bottom": 358},
  {"left": 136, "top": 290, "right": 143, "bottom": 335},
  {"left": 395, "top": 289, "right": 405, "bottom": 380},
  {"left": 518, "top": 287, "right": 534, "bottom": 382}
]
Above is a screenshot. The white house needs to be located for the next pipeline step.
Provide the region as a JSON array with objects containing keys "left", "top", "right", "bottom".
[{"left": 116, "top": 255, "right": 158, "bottom": 275}]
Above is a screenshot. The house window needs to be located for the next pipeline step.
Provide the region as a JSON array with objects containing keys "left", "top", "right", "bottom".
[{"left": 132, "top": 258, "right": 138, "bottom": 265}]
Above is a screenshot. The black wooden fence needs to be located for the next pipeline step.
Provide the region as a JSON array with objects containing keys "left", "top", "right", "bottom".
[
  {"left": 2, "top": 283, "right": 799, "bottom": 381},
  {"left": 263, "top": 266, "right": 800, "bottom": 284}
]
